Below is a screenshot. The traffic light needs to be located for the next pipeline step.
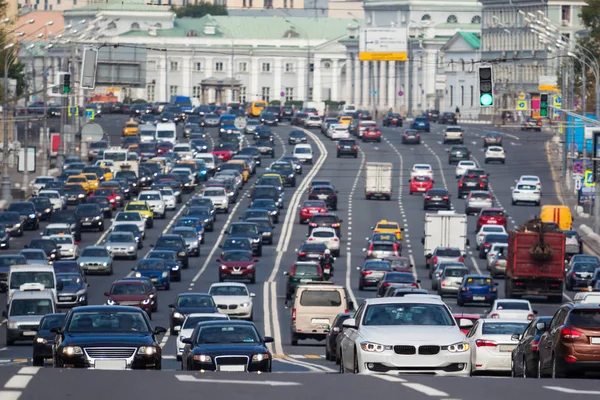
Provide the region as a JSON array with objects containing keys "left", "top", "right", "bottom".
[
  {"left": 479, "top": 66, "right": 493, "bottom": 107},
  {"left": 540, "top": 93, "right": 548, "bottom": 117},
  {"left": 63, "top": 73, "right": 71, "bottom": 94}
]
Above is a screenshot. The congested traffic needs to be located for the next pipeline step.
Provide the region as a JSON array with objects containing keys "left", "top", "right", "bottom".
[{"left": 2, "top": 101, "right": 599, "bottom": 381}]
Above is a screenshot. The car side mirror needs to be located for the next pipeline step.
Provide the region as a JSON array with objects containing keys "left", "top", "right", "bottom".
[
  {"left": 154, "top": 326, "right": 167, "bottom": 335},
  {"left": 342, "top": 318, "right": 357, "bottom": 329},
  {"left": 23, "top": 245, "right": 28, "bottom": 249},
  {"left": 263, "top": 336, "right": 274, "bottom": 343},
  {"left": 283, "top": 271, "right": 289, "bottom": 276},
  {"left": 150, "top": 244, "right": 155, "bottom": 248},
  {"left": 370, "top": 226, "right": 374, "bottom": 230},
  {"left": 39, "top": 232, "right": 43, "bottom": 236},
  {"left": 181, "top": 337, "right": 192, "bottom": 345},
  {"left": 511, "top": 333, "right": 520, "bottom": 341},
  {"left": 459, "top": 319, "right": 474, "bottom": 329},
  {"left": 104, "top": 291, "right": 110, "bottom": 296},
  {"left": 533, "top": 310, "right": 538, "bottom": 315},
  {"left": 356, "top": 267, "right": 361, "bottom": 271},
  {"left": 294, "top": 249, "right": 298, "bottom": 253},
  {"left": 216, "top": 258, "right": 222, "bottom": 263},
  {"left": 416, "top": 280, "right": 421, "bottom": 284},
  {"left": 50, "top": 327, "right": 62, "bottom": 334},
  {"left": 168, "top": 304, "right": 175, "bottom": 308},
  {"left": 362, "top": 248, "right": 366, "bottom": 252},
  {"left": 462, "top": 253, "right": 467, "bottom": 258},
  {"left": 536, "top": 322, "right": 546, "bottom": 331}
]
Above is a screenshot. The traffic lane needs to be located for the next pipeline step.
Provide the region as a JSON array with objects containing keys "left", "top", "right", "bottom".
[{"left": 275, "top": 132, "right": 402, "bottom": 355}]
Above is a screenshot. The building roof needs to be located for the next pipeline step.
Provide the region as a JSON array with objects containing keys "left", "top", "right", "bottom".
[
  {"left": 458, "top": 32, "right": 480, "bottom": 49},
  {"left": 120, "top": 15, "right": 357, "bottom": 40},
  {"left": 65, "top": 0, "right": 165, "bottom": 13}
]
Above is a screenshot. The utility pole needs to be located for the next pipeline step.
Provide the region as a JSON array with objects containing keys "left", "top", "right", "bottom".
[
  {"left": 41, "top": 49, "right": 48, "bottom": 176},
  {"left": 407, "top": 42, "right": 413, "bottom": 118},
  {"left": 165, "top": 49, "right": 168, "bottom": 102},
  {"left": 57, "top": 56, "right": 66, "bottom": 169},
  {"left": 561, "top": 57, "right": 568, "bottom": 178},
  {"left": 2, "top": 57, "right": 12, "bottom": 203}
]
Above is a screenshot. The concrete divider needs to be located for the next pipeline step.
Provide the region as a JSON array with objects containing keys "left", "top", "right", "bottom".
[{"left": 579, "top": 224, "right": 600, "bottom": 255}]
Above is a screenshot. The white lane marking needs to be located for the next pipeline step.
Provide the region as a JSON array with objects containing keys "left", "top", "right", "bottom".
[
  {"left": 563, "top": 292, "right": 573, "bottom": 301},
  {"left": 265, "top": 128, "right": 328, "bottom": 356},
  {"left": 159, "top": 331, "right": 170, "bottom": 348},
  {"left": 16, "top": 367, "right": 39, "bottom": 375},
  {"left": 470, "top": 256, "right": 482, "bottom": 275},
  {"left": 544, "top": 386, "right": 600, "bottom": 395},
  {"left": 409, "top": 254, "right": 418, "bottom": 280},
  {"left": 3, "top": 376, "right": 31, "bottom": 390},
  {"left": 175, "top": 375, "right": 301, "bottom": 386},
  {"left": 274, "top": 356, "right": 336, "bottom": 372},
  {"left": 0, "top": 392, "right": 21, "bottom": 400},
  {"left": 402, "top": 382, "right": 449, "bottom": 397},
  {"left": 373, "top": 375, "right": 407, "bottom": 383}
]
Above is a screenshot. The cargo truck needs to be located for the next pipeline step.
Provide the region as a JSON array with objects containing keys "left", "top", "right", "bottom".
[
  {"left": 421, "top": 211, "right": 468, "bottom": 268},
  {"left": 505, "top": 226, "right": 565, "bottom": 303},
  {"left": 365, "top": 162, "right": 392, "bottom": 200}
]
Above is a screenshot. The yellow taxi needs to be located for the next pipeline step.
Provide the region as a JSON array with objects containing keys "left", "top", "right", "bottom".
[
  {"left": 83, "top": 173, "right": 100, "bottom": 191},
  {"left": 102, "top": 167, "right": 113, "bottom": 181},
  {"left": 338, "top": 115, "right": 353, "bottom": 126},
  {"left": 66, "top": 175, "right": 92, "bottom": 193},
  {"left": 124, "top": 201, "right": 154, "bottom": 228},
  {"left": 122, "top": 120, "right": 139, "bottom": 136},
  {"left": 262, "top": 173, "right": 284, "bottom": 186},
  {"left": 371, "top": 220, "right": 403, "bottom": 240},
  {"left": 225, "top": 160, "right": 250, "bottom": 182}
]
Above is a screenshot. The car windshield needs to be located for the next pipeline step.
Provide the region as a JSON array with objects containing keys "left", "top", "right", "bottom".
[
  {"left": 312, "top": 231, "right": 334, "bottom": 238},
  {"left": 372, "top": 244, "right": 394, "bottom": 251},
  {"left": 195, "top": 325, "right": 260, "bottom": 344},
  {"left": 496, "top": 302, "right": 530, "bottom": 311},
  {"left": 157, "top": 131, "right": 175, "bottom": 138},
  {"left": 295, "top": 148, "right": 311, "bottom": 154},
  {"left": 301, "top": 243, "right": 327, "bottom": 252},
  {"left": 9, "top": 203, "right": 33, "bottom": 212},
  {"left": 116, "top": 213, "right": 142, "bottom": 221},
  {"left": 482, "top": 226, "right": 504, "bottom": 233},
  {"left": 363, "top": 303, "right": 454, "bottom": 326},
  {"left": 313, "top": 216, "right": 337, "bottom": 224},
  {"left": 81, "top": 248, "right": 109, "bottom": 257},
  {"left": 386, "top": 273, "right": 414, "bottom": 283},
  {"left": 569, "top": 310, "right": 600, "bottom": 327},
  {"left": 377, "top": 224, "right": 399, "bottom": 230},
  {"left": 573, "top": 263, "right": 597, "bottom": 273},
  {"left": 436, "top": 248, "right": 461, "bottom": 257},
  {"left": 222, "top": 252, "right": 252, "bottom": 261},
  {"left": 465, "top": 277, "right": 492, "bottom": 286},
  {"left": 137, "top": 259, "right": 166, "bottom": 270},
  {"left": 22, "top": 251, "right": 47, "bottom": 260},
  {"left": 223, "top": 239, "right": 251, "bottom": 249},
  {"left": 445, "top": 268, "right": 468, "bottom": 278},
  {"left": 107, "top": 234, "right": 133, "bottom": 243},
  {"left": 482, "top": 322, "right": 528, "bottom": 335},
  {"left": 156, "top": 238, "right": 183, "bottom": 247},
  {"left": 414, "top": 176, "right": 430, "bottom": 182},
  {"left": 111, "top": 283, "right": 146, "bottom": 295},
  {"left": 183, "top": 315, "right": 226, "bottom": 329},
  {"left": 51, "top": 236, "right": 74, "bottom": 245},
  {"left": 9, "top": 299, "right": 53, "bottom": 317},
  {"left": 482, "top": 210, "right": 504, "bottom": 217},
  {"left": 204, "top": 189, "right": 225, "bottom": 197},
  {"left": 40, "top": 315, "right": 65, "bottom": 330},
  {"left": 294, "top": 264, "right": 319, "bottom": 276},
  {"left": 10, "top": 272, "right": 54, "bottom": 289},
  {"left": 300, "top": 290, "right": 342, "bottom": 307},
  {"left": 126, "top": 204, "right": 148, "bottom": 211},
  {"left": 57, "top": 273, "right": 84, "bottom": 287},
  {"left": 0, "top": 256, "right": 26, "bottom": 266},
  {"left": 230, "top": 225, "right": 256, "bottom": 235},
  {"left": 174, "top": 230, "right": 197, "bottom": 239},
  {"left": 67, "top": 311, "right": 150, "bottom": 333},
  {"left": 209, "top": 286, "right": 248, "bottom": 296}
]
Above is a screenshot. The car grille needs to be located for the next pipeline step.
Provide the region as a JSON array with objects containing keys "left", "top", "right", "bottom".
[
  {"left": 215, "top": 356, "right": 249, "bottom": 366},
  {"left": 85, "top": 347, "right": 136, "bottom": 359},
  {"left": 111, "top": 247, "right": 128, "bottom": 252},
  {"left": 83, "top": 262, "right": 103, "bottom": 266},
  {"left": 394, "top": 345, "right": 416, "bottom": 355},
  {"left": 119, "top": 301, "right": 141, "bottom": 306},
  {"left": 58, "top": 295, "right": 77, "bottom": 302},
  {"left": 19, "top": 324, "right": 39, "bottom": 331},
  {"left": 418, "top": 346, "right": 440, "bottom": 355},
  {"left": 217, "top": 304, "right": 238, "bottom": 310}
]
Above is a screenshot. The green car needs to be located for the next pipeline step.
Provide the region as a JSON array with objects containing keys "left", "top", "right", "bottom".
[
  {"left": 448, "top": 145, "right": 472, "bottom": 165},
  {"left": 284, "top": 261, "right": 324, "bottom": 301}
]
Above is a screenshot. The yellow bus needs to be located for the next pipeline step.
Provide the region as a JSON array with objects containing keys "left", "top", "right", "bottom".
[{"left": 246, "top": 101, "right": 267, "bottom": 117}]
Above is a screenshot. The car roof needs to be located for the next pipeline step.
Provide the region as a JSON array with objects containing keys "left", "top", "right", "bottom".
[
  {"left": 210, "top": 282, "right": 247, "bottom": 288},
  {"left": 363, "top": 296, "right": 446, "bottom": 306}
]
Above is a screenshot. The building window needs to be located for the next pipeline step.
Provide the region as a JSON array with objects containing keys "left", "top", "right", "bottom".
[
  {"left": 261, "top": 62, "right": 271, "bottom": 72},
  {"left": 131, "top": 22, "right": 140, "bottom": 30},
  {"left": 249, "top": 0, "right": 253, "bottom": 6},
  {"left": 238, "top": 62, "right": 248, "bottom": 72},
  {"left": 261, "top": 87, "right": 270, "bottom": 102},
  {"left": 421, "top": 14, "right": 431, "bottom": 21},
  {"left": 193, "top": 86, "right": 201, "bottom": 98},
  {"left": 308, "top": 87, "right": 313, "bottom": 101},
  {"left": 285, "top": 87, "right": 294, "bottom": 102},
  {"left": 243, "top": 0, "right": 246, "bottom": 6},
  {"left": 194, "top": 62, "right": 202, "bottom": 72},
  {"left": 461, "top": 85, "right": 464, "bottom": 106},
  {"left": 285, "top": 63, "right": 294, "bottom": 73},
  {"left": 470, "top": 85, "right": 474, "bottom": 107},
  {"left": 147, "top": 84, "right": 155, "bottom": 102},
  {"left": 561, "top": 5, "right": 571, "bottom": 22},
  {"left": 450, "top": 85, "right": 454, "bottom": 106},
  {"left": 215, "top": 0, "right": 226, "bottom": 5},
  {"left": 290, "top": 0, "right": 293, "bottom": 6},
  {"left": 215, "top": 62, "right": 224, "bottom": 72},
  {"left": 170, "top": 61, "right": 178, "bottom": 71},
  {"left": 471, "top": 15, "right": 481, "bottom": 24},
  {"left": 240, "top": 87, "right": 247, "bottom": 103},
  {"left": 447, "top": 15, "right": 458, "bottom": 24},
  {"left": 169, "top": 86, "right": 178, "bottom": 96},
  {"left": 148, "top": 61, "right": 157, "bottom": 70},
  {"left": 264, "top": 0, "right": 272, "bottom": 7},
  {"left": 309, "top": 63, "right": 314, "bottom": 72},
  {"left": 284, "top": 0, "right": 287, "bottom": 7}
]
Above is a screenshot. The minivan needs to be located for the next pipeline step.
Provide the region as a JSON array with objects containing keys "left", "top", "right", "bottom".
[
  {"left": 293, "top": 144, "right": 313, "bottom": 164},
  {"left": 155, "top": 122, "right": 177, "bottom": 144}
]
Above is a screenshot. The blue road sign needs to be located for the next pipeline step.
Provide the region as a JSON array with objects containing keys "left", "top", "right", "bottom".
[{"left": 585, "top": 170, "right": 595, "bottom": 187}]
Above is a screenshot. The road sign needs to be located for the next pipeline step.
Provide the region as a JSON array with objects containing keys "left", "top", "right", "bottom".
[
  {"left": 359, "top": 28, "right": 407, "bottom": 61},
  {"left": 574, "top": 161, "right": 584, "bottom": 173},
  {"left": 554, "top": 96, "right": 562, "bottom": 108},
  {"left": 67, "top": 107, "right": 79, "bottom": 117},
  {"left": 17, "top": 146, "right": 36, "bottom": 173},
  {"left": 519, "top": 92, "right": 526, "bottom": 100},
  {"left": 280, "top": 91, "right": 285, "bottom": 97},
  {"left": 568, "top": 142, "right": 578, "bottom": 152},
  {"left": 516, "top": 100, "right": 527, "bottom": 110},
  {"left": 85, "top": 108, "right": 95, "bottom": 121},
  {"left": 398, "top": 90, "right": 404, "bottom": 96},
  {"left": 584, "top": 169, "right": 595, "bottom": 187},
  {"left": 234, "top": 117, "right": 247, "bottom": 130},
  {"left": 81, "top": 122, "right": 104, "bottom": 143}
]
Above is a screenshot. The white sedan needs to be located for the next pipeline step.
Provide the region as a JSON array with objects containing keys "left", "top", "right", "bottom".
[
  {"left": 511, "top": 182, "right": 541, "bottom": 206},
  {"left": 484, "top": 146, "right": 505, "bottom": 164},
  {"left": 486, "top": 299, "right": 536, "bottom": 321},
  {"left": 208, "top": 282, "right": 255, "bottom": 320},
  {"left": 476, "top": 225, "right": 508, "bottom": 249},
  {"left": 486, "top": 243, "right": 508, "bottom": 269},
  {"left": 455, "top": 161, "right": 477, "bottom": 178},
  {"left": 38, "top": 189, "right": 65, "bottom": 211},
  {"left": 338, "top": 296, "right": 472, "bottom": 375},
  {"left": 50, "top": 234, "right": 79, "bottom": 260},
  {"left": 307, "top": 227, "right": 340, "bottom": 257},
  {"left": 176, "top": 313, "right": 229, "bottom": 360},
  {"left": 30, "top": 176, "right": 56, "bottom": 196},
  {"left": 517, "top": 175, "right": 542, "bottom": 194},
  {"left": 410, "top": 164, "right": 434, "bottom": 180},
  {"left": 331, "top": 126, "right": 350, "bottom": 140},
  {"left": 467, "top": 319, "right": 529, "bottom": 374}
]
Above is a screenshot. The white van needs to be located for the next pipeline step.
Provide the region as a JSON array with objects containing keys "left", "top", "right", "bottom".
[
  {"left": 8, "top": 265, "right": 58, "bottom": 305},
  {"left": 155, "top": 122, "right": 177, "bottom": 144},
  {"left": 341, "top": 104, "right": 356, "bottom": 114},
  {"left": 139, "top": 125, "right": 157, "bottom": 143},
  {"left": 195, "top": 153, "right": 216, "bottom": 172},
  {"left": 293, "top": 144, "right": 313, "bottom": 164},
  {"left": 574, "top": 292, "right": 600, "bottom": 304}
]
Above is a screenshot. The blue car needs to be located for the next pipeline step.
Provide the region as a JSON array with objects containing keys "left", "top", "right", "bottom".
[
  {"left": 411, "top": 116, "right": 430, "bottom": 132},
  {"left": 194, "top": 160, "right": 209, "bottom": 181},
  {"left": 250, "top": 199, "right": 280, "bottom": 223},
  {"left": 146, "top": 250, "right": 181, "bottom": 281},
  {"left": 132, "top": 258, "right": 171, "bottom": 290},
  {"left": 175, "top": 217, "right": 205, "bottom": 243},
  {"left": 456, "top": 274, "right": 498, "bottom": 306}
]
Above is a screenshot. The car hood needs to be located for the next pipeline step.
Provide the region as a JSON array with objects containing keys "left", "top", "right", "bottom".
[
  {"left": 192, "top": 343, "right": 267, "bottom": 355},
  {"left": 106, "top": 242, "right": 136, "bottom": 247},
  {"left": 108, "top": 294, "right": 149, "bottom": 301},
  {"left": 221, "top": 261, "right": 254, "bottom": 267},
  {"left": 63, "top": 332, "right": 155, "bottom": 347},
  {"left": 59, "top": 285, "right": 86, "bottom": 294},
  {"left": 174, "top": 306, "right": 218, "bottom": 315},
  {"left": 79, "top": 257, "right": 110, "bottom": 263},
  {"left": 211, "top": 295, "right": 251, "bottom": 304},
  {"left": 358, "top": 326, "right": 465, "bottom": 344},
  {"left": 228, "top": 232, "right": 259, "bottom": 239},
  {"left": 155, "top": 246, "right": 185, "bottom": 253},
  {"left": 136, "top": 269, "right": 168, "bottom": 276}
]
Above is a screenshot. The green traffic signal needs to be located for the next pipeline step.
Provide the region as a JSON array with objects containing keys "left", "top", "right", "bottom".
[
  {"left": 540, "top": 109, "right": 548, "bottom": 117},
  {"left": 63, "top": 86, "right": 70, "bottom": 93},
  {"left": 480, "top": 93, "right": 493, "bottom": 106}
]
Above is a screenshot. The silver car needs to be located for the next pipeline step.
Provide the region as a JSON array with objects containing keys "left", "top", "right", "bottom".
[
  {"left": 431, "top": 262, "right": 466, "bottom": 290},
  {"left": 112, "top": 212, "right": 146, "bottom": 238},
  {"left": 6, "top": 289, "right": 55, "bottom": 345},
  {"left": 489, "top": 252, "right": 507, "bottom": 278},
  {"left": 465, "top": 191, "right": 493, "bottom": 215},
  {"left": 56, "top": 272, "right": 88, "bottom": 307},
  {"left": 49, "top": 234, "right": 79, "bottom": 260},
  {"left": 429, "top": 246, "right": 465, "bottom": 271},
  {"left": 172, "top": 226, "right": 200, "bottom": 257},
  {"left": 244, "top": 119, "right": 261, "bottom": 134},
  {"left": 19, "top": 249, "right": 49, "bottom": 265},
  {"left": 78, "top": 246, "right": 113, "bottom": 275},
  {"left": 363, "top": 241, "right": 398, "bottom": 259},
  {"left": 104, "top": 232, "right": 138, "bottom": 260},
  {"left": 437, "top": 266, "right": 469, "bottom": 296}
]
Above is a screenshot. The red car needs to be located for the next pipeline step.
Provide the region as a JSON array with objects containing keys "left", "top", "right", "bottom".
[
  {"left": 362, "top": 127, "right": 381, "bottom": 142},
  {"left": 476, "top": 208, "right": 508, "bottom": 231},
  {"left": 453, "top": 313, "right": 480, "bottom": 334},
  {"left": 409, "top": 176, "right": 433, "bottom": 194},
  {"left": 104, "top": 280, "right": 154, "bottom": 318},
  {"left": 89, "top": 188, "right": 119, "bottom": 209},
  {"left": 383, "top": 256, "right": 412, "bottom": 272},
  {"left": 157, "top": 141, "right": 174, "bottom": 155},
  {"left": 216, "top": 250, "right": 258, "bottom": 283},
  {"left": 212, "top": 148, "right": 233, "bottom": 162},
  {"left": 299, "top": 200, "right": 328, "bottom": 224}
]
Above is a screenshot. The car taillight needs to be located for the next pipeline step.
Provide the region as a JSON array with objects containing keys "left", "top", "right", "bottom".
[
  {"left": 484, "top": 243, "right": 491, "bottom": 247},
  {"left": 75, "top": 242, "right": 80, "bottom": 245},
  {"left": 298, "top": 251, "right": 306, "bottom": 257},
  {"left": 412, "top": 283, "right": 419, "bottom": 288},
  {"left": 561, "top": 327, "right": 581, "bottom": 339},
  {"left": 383, "top": 282, "right": 390, "bottom": 287},
  {"left": 491, "top": 313, "right": 500, "bottom": 318},
  {"left": 332, "top": 223, "right": 340, "bottom": 227},
  {"left": 459, "top": 182, "right": 463, "bottom": 187},
  {"left": 362, "top": 271, "right": 372, "bottom": 275},
  {"left": 530, "top": 340, "right": 539, "bottom": 352},
  {"left": 309, "top": 223, "right": 317, "bottom": 227},
  {"left": 308, "top": 237, "right": 314, "bottom": 241},
  {"left": 432, "top": 256, "right": 438, "bottom": 264},
  {"left": 332, "top": 238, "right": 339, "bottom": 242},
  {"left": 480, "top": 183, "right": 485, "bottom": 188},
  {"left": 425, "top": 196, "right": 431, "bottom": 200},
  {"left": 353, "top": 146, "right": 357, "bottom": 150},
  {"left": 461, "top": 287, "right": 469, "bottom": 292},
  {"left": 442, "top": 196, "right": 449, "bottom": 200},
  {"left": 337, "top": 146, "right": 341, "bottom": 149},
  {"left": 476, "top": 339, "right": 498, "bottom": 347},
  {"left": 441, "top": 281, "right": 446, "bottom": 287},
  {"left": 292, "top": 308, "right": 296, "bottom": 322},
  {"left": 527, "top": 314, "right": 535, "bottom": 321},
  {"left": 571, "top": 273, "right": 577, "bottom": 277},
  {"left": 458, "top": 257, "right": 464, "bottom": 262}
]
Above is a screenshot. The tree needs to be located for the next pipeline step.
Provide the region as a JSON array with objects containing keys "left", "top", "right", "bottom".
[
  {"left": 581, "top": 0, "right": 600, "bottom": 41},
  {"left": 173, "top": 2, "right": 228, "bottom": 18}
]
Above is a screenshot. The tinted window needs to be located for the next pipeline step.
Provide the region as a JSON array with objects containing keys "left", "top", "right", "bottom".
[
  {"left": 372, "top": 244, "right": 394, "bottom": 251},
  {"left": 482, "top": 322, "right": 528, "bottom": 335},
  {"left": 496, "top": 302, "right": 530, "bottom": 311},
  {"left": 183, "top": 316, "right": 226, "bottom": 329},
  {"left": 465, "top": 277, "right": 492, "bottom": 286},
  {"left": 195, "top": 325, "right": 260, "bottom": 344},
  {"left": 569, "top": 310, "right": 600, "bottom": 327},
  {"left": 294, "top": 264, "right": 319, "bottom": 275},
  {"left": 41, "top": 315, "right": 65, "bottom": 330},
  {"left": 9, "top": 299, "right": 53, "bottom": 316},
  {"left": 177, "top": 295, "right": 215, "bottom": 307},
  {"left": 364, "top": 261, "right": 392, "bottom": 271},
  {"left": 299, "top": 290, "right": 342, "bottom": 307},
  {"left": 363, "top": 303, "right": 454, "bottom": 326},
  {"left": 482, "top": 210, "right": 505, "bottom": 217},
  {"left": 445, "top": 268, "right": 468, "bottom": 278},
  {"left": 435, "top": 248, "right": 461, "bottom": 257},
  {"left": 313, "top": 216, "right": 337, "bottom": 224}
]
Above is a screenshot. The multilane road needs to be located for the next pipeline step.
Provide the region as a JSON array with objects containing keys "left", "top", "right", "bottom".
[{"left": 0, "top": 115, "right": 576, "bottom": 375}]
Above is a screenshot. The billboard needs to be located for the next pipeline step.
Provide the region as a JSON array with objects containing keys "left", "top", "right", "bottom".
[
  {"left": 359, "top": 28, "right": 407, "bottom": 61},
  {"left": 80, "top": 47, "right": 98, "bottom": 90}
]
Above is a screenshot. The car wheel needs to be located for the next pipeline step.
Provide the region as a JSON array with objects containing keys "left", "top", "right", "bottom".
[
  {"left": 32, "top": 357, "right": 44, "bottom": 367},
  {"left": 291, "top": 333, "right": 298, "bottom": 346}
]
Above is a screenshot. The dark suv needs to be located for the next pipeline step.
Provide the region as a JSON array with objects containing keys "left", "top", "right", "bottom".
[
  {"left": 382, "top": 112, "right": 403, "bottom": 127},
  {"left": 7, "top": 202, "right": 39, "bottom": 230},
  {"left": 448, "top": 145, "right": 471, "bottom": 164},
  {"left": 308, "top": 185, "right": 338, "bottom": 210},
  {"left": 439, "top": 112, "right": 457, "bottom": 124},
  {"left": 226, "top": 222, "right": 263, "bottom": 257},
  {"left": 467, "top": 169, "right": 489, "bottom": 190},
  {"left": 154, "top": 234, "right": 189, "bottom": 269},
  {"left": 337, "top": 139, "right": 358, "bottom": 158},
  {"left": 74, "top": 204, "right": 104, "bottom": 232},
  {"left": 459, "top": 174, "right": 486, "bottom": 198},
  {"left": 308, "top": 213, "right": 343, "bottom": 237}
]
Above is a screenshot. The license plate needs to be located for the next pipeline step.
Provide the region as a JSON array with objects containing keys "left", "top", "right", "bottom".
[
  {"left": 59, "top": 297, "right": 71, "bottom": 301},
  {"left": 312, "top": 319, "right": 329, "bottom": 324},
  {"left": 231, "top": 271, "right": 242, "bottom": 275},
  {"left": 343, "top": 146, "right": 351, "bottom": 149},
  {"left": 432, "top": 197, "right": 442, "bottom": 201},
  {"left": 82, "top": 222, "right": 92, "bottom": 226},
  {"left": 219, "top": 365, "right": 245, "bottom": 372},
  {"left": 309, "top": 209, "right": 317, "bottom": 213},
  {"left": 473, "top": 296, "right": 485, "bottom": 301},
  {"left": 151, "top": 278, "right": 158, "bottom": 282},
  {"left": 324, "top": 268, "right": 330, "bottom": 274},
  {"left": 467, "top": 183, "right": 476, "bottom": 186},
  {"left": 591, "top": 338, "right": 600, "bottom": 344},
  {"left": 488, "top": 219, "right": 496, "bottom": 222},
  {"left": 317, "top": 195, "right": 327, "bottom": 200},
  {"left": 300, "top": 278, "right": 313, "bottom": 283},
  {"left": 23, "top": 331, "right": 36, "bottom": 336},
  {"left": 95, "top": 359, "right": 127, "bottom": 370}
]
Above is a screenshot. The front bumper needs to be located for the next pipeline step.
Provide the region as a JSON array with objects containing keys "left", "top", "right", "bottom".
[
  {"left": 57, "top": 352, "right": 160, "bottom": 370},
  {"left": 80, "top": 262, "right": 111, "bottom": 273},
  {"left": 357, "top": 347, "right": 471, "bottom": 376},
  {"left": 57, "top": 293, "right": 87, "bottom": 307},
  {"left": 79, "top": 219, "right": 103, "bottom": 230},
  {"left": 216, "top": 305, "right": 252, "bottom": 319},
  {"left": 108, "top": 248, "right": 137, "bottom": 258},
  {"left": 458, "top": 292, "right": 497, "bottom": 304}
]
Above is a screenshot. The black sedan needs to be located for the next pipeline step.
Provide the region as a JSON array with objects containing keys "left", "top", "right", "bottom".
[
  {"left": 288, "top": 130, "right": 308, "bottom": 145},
  {"left": 181, "top": 320, "right": 273, "bottom": 372},
  {"left": 168, "top": 293, "right": 218, "bottom": 335},
  {"left": 29, "top": 197, "right": 53, "bottom": 221},
  {"left": 510, "top": 316, "right": 552, "bottom": 377},
  {"left": 74, "top": 204, "right": 105, "bottom": 232},
  {"left": 52, "top": 305, "right": 166, "bottom": 369},
  {"left": 32, "top": 313, "right": 66, "bottom": 366},
  {"left": 382, "top": 112, "right": 403, "bottom": 127},
  {"left": 402, "top": 129, "right": 421, "bottom": 144},
  {"left": 439, "top": 112, "right": 457, "bottom": 124},
  {"left": 260, "top": 112, "right": 279, "bottom": 126},
  {"left": 423, "top": 188, "right": 451, "bottom": 210},
  {"left": 325, "top": 312, "right": 354, "bottom": 362},
  {"left": 337, "top": 139, "right": 358, "bottom": 158},
  {"left": 154, "top": 235, "right": 189, "bottom": 269}
]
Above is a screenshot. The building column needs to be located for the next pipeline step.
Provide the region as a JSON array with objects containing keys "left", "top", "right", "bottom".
[
  {"left": 313, "top": 57, "right": 322, "bottom": 102},
  {"left": 250, "top": 57, "right": 259, "bottom": 101},
  {"left": 297, "top": 56, "right": 306, "bottom": 101},
  {"left": 386, "top": 61, "right": 395, "bottom": 109},
  {"left": 273, "top": 57, "right": 283, "bottom": 104},
  {"left": 361, "top": 61, "right": 369, "bottom": 107},
  {"left": 351, "top": 55, "right": 359, "bottom": 104},
  {"left": 344, "top": 56, "right": 351, "bottom": 103},
  {"left": 331, "top": 59, "right": 339, "bottom": 102},
  {"left": 181, "top": 55, "right": 191, "bottom": 97}
]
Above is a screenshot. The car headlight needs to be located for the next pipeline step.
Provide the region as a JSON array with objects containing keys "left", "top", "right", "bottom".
[
  {"left": 103, "top": 262, "right": 108, "bottom": 267},
  {"left": 142, "top": 298, "right": 151, "bottom": 305},
  {"left": 253, "top": 238, "right": 260, "bottom": 243},
  {"left": 29, "top": 213, "right": 36, "bottom": 218},
  {"left": 288, "top": 174, "right": 294, "bottom": 178},
  {"left": 45, "top": 208, "right": 51, "bottom": 213},
  {"left": 35, "top": 337, "right": 47, "bottom": 344},
  {"left": 444, "top": 342, "right": 470, "bottom": 353},
  {"left": 107, "top": 298, "right": 117, "bottom": 305},
  {"left": 138, "top": 346, "right": 157, "bottom": 355},
  {"left": 360, "top": 342, "right": 392, "bottom": 352},
  {"left": 69, "top": 248, "right": 74, "bottom": 252},
  {"left": 135, "top": 272, "right": 142, "bottom": 277},
  {"left": 79, "top": 262, "right": 85, "bottom": 267},
  {"left": 172, "top": 264, "right": 180, "bottom": 271},
  {"left": 129, "top": 246, "right": 135, "bottom": 251},
  {"left": 252, "top": 353, "right": 270, "bottom": 361},
  {"left": 241, "top": 302, "right": 250, "bottom": 307},
  {"left": 162, "top": 271, "right": 169, "bottom": 278},
  {"left": 173, "top": 312, "right": 184, "bottom": 319},
  {"left": 78, "top": 194, "right": 85, "bottom": 198},
  {"left": 14, "top": 223, "right": 20, "bottom": 228},
  {"left": 193, "top": 354, "right": 211, "bottom": 362},
  {"left": 63, "top": 346, "right": 83, "bottom": 355},
  {"left": 270, "top": 211, "right": 277, "bottom": 215},
  {"left": 247, "top": 264, "right": 254, "bottom": 269},
  {"left": 178, "top": 251, "right": 186, "bottom": 257}
]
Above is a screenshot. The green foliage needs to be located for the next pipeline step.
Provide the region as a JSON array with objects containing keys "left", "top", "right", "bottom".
[
  {"left": 581, "top": 0, "right": 600, "bottom": 41},
  {"left": 173, "top": 2, "right": 228, "bottom": 18}
]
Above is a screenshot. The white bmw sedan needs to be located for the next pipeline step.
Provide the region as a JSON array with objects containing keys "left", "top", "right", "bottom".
[{"left": 338, "top": 296, "right": 472, "bottom": 375}]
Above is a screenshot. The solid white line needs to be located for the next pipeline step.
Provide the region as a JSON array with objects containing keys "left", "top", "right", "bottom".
[
  {"left": 273, "top": 356, "right": 336, "bottom": 372},
  {"left": 373, "top": 375, "right": 407, "bottom": 383},
  {"left": 262, "top": 281, "right": 273, "bottom": 350},
  {"left": 470, "top": 256, "right": 482, "bottom": 275},
  {"left": 409, "top": 254, "right": 418, "bottom": 280},
  {"left": 402, "top": 383, "right": 449, "bottom": 397},
  {"left": 3, "top": 376, "right": 31, "bottom": 390},
  {"left": 159, "top": 331, "right": 170, "bottom": 348}
]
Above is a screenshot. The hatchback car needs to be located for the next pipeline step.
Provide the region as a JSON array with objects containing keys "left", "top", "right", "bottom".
[
  {"left": 423, "top": 188, "right": 451, "bottom": 210},
  {"left": 437, "top": 265, "right": 469, "bottom": 296},
  {"left": 484, "top": 146, "right": 506, "bottom": 164},
  {"left": 308, "top": 213, "right": 343, "bottom": 237},
  {"left": 476, "top": 208, "right": 507, "bottom": 232},
  {"left": 483, "top": 132, "right": 503, "bottom": 147},
  {"left": 448, "top": 145, "right": 471, "bottom": 165},
  {"left": 409, "top": 176, "right": 433, "bottom": 194},
  {"left": 376, "top": 272, "right": 420, "bottom": 297},
  {"left": 456, "top": 275, "right": 498, "bottom": 306},
  {"left": 459, "top": 175, "right": 487, "bottom": 199},
  {"left": 308, "top": 185, "right": 338, "bottom": 210},
  {"left": 439, "top": 112, "right": 457, "bottom": 124},
  {"left": 337, "top": 139, "right": 358, "bottom": 158},
  {"left": 410, "top": 116, "right": 430, "bottom": 132},
  {"left": 465, "top": 190, "right": 493, "bottom": 214},
  {"left": 401, "top": 129, "right": 421, "bottom": 144},
  {"left": 357, "top": 259, "right": 393, "bottom": 290},
  {"left": 512, "top": 182, "right": 541, "bottom": 206}
]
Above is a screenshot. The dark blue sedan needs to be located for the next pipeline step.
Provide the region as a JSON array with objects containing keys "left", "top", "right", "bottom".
[
  {"left": 411, "top": 116, "right": 430, "bottom": 132},
  {"left": 456, "top": 274, "right": 498, "bottom": 306},
  {"left": 132, "top": 258, "right": 171, "bottom": 290}
]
